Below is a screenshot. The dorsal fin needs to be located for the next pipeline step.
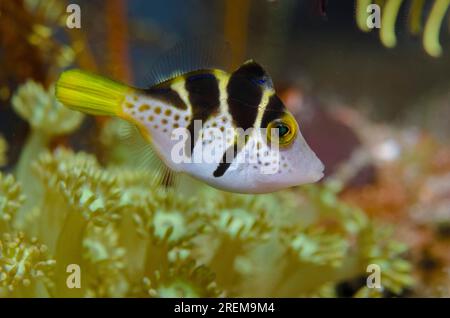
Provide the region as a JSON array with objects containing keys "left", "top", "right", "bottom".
[
  {"left": 233, "top": 60, "right": 274, "bottom": 89},
  {"left": 145, "top": 37, "right": 233, "bottom": 87}
]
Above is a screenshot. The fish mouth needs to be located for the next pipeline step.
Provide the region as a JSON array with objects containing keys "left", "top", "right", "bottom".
[
  {"left": 309, "top": 165, "right": 324, "bottom": 183},
  {"left": 306, "top": 158, "right": 325, "bottom": 183},
  {"left": 313, "top": 169, "right": 325, "bottom": 182}
]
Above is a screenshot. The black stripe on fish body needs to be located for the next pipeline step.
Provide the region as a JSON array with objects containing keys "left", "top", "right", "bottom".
[
  {"left": 185, "top": 72, "right": 220, "bottom": 112},
  {"left": 234, "top": 60, "right": 274, "bottom": 89},
  {"left": 213, "top": 141, "right": 239, "bottom": 178},
  {"left": 261, "top": 94, "right": 286, "bottom": 128},
  {"left": 215, "top": 63, "right": 268, "bottom": 177},
  {"left": 145, "top": 82, "right": 188, "bottom": 110},
  {"left": 235, "top": 61, "right": 267, "bottom": 79},
  {"left": 226, "top": 71, "right": 262, "bottom": 130},
  {"left": 185, "top": 72, "right": 221, "bottom": 155}
]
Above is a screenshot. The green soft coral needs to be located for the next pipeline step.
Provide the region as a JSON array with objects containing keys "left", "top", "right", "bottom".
[
  {"left": 0, "top": 144, "right": 414, "bottom": 298},
  {"left": 0, "top": 232, "right": 55, "bottom": 297},
  {"left": 0, "top": 173, "right": 25, "bottom": 233},
  {"left": 12, "top": 81, "right": 84, "bottom": 228}
]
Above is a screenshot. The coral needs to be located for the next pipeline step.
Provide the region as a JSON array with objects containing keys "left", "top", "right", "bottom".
[
  {"left": 33, "top": 148, "right": 100, "bottom": 188},
  {"left": 191, "top": 190, "right": 274, "bottom": 294},
  {"left": 130, "top": 188, "right": 207, "bottom": 292},
  {"left": 32, "top": 149, "right": 125, "bottom": 296},
  {"left": 141, "top": 189, "right": 202, "bottom": 245},
  {"left": 23, "top": 0, "right": 76, "bottom": 70},
  {"left": 12, "top": 81, "right": 83, "bottom": 135},
  {"left": 285, "top": 228, "right": 348, "bottom": 268},
  {"left": 0, "top": 232, "right": 55, "bottom": 297},
  {"left": 83, "top": 223, "right": 128, "bottom": 297},
  {"left": 423, "top": 0, "right": 450, "bottom": 57},
  {"left": 336, "top": 113, "right": 450, "bottom": 297},
  {"left": 12, "top": 81, "right": 84, "bottom": 228},
  {"left": 0, "top": 135, "right": 8, "bottom": 167},
  {"left": 248, "top": 182, "right": 413, "bottom": 298},
  {"left": 0, "top": 0, "right": 86, "bottom": 106},
  {"left": 0, "top": 173, "right": 25, "bottom": 233},
  {"left": 357, "top": 225, "right": 414, "bottom": 295},
  {"left": 355, "top": 0, "right": 450, "bottom": 57},
  {"left": 141, "top": 258, "right": 221, "bottom": 297},
  {"left": 356, "top": 0, "right": 373, "bottom": 32},
  {"left": 57, "top": 165, "right": 122, "bottom": 225},
  {"left": 23, "top": 0, "right": 67, "bottom": 25},
  {"left": 379, "top": 0, "right": 404, "bottom": 48},
  {"left": 408, "top": 0, "right": 426, "bottom": 35}
]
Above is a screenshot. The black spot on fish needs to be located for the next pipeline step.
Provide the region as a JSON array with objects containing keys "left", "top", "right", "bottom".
[{"left": 145, "top": 82, "right": 187, "bottom": 110}]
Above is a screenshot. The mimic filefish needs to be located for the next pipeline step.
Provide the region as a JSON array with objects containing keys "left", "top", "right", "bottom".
[{"left": 55, "top": 60, "right": 324, "bottom": 194}]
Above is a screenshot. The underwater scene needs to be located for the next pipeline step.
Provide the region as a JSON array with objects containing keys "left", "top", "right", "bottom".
[{"left": 0, "top": 0, "right": 449, "bottom": 299}]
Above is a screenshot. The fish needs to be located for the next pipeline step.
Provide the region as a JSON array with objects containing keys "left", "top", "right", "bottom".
[{"left": 55, "top": 60, "right": 324, "bottom": 194}]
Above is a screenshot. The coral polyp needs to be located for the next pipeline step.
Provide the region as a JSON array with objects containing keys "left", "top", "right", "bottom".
[
  {"left": 0, "top": 232, "right": 55, "bottom": 296},
  {"left": 12, "top": 81, "right": 83, "bottom": 135},
  {"left": 0, "top": 173, "right": 25, "bottom": 232},
  {"left": 58, "top": 166, "right": 122, "bottom": 224},
  {"left": 141, "top": 258, "right": 221, "bottom": 298}
]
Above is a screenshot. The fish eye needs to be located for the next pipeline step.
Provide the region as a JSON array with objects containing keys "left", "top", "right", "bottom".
[
  {"left": 266, "top": 114, "right": 297, "bottom": 147},
  {"left": 275, "top": 123, "right": 290, "bottom": 137}
]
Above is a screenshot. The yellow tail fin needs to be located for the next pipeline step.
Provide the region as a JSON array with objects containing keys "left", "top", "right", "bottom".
[{"left": 55, "top": 69, "right": 130, "bottom": 117}]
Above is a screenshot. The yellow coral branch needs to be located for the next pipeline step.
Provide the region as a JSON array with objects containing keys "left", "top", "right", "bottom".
[
  {"left": 408, "top": 0, "right": 426, "bottom": 35},
  {"left": 0, "top": 135, "right": 7, "bottom": 167},
  {"left": 380, "top": 0, "right": 404, "bottom": 48},
  {"left": 356, "top": 0, "right": 373, "bottom": 32},
  {"left": 423, "top": 0, "right": 450, "bottom": 57}
]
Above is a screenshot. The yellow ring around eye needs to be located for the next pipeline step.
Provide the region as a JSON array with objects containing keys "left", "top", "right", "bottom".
[{"left": 266, "top": 113, "right": 298, "bottom": 147}]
